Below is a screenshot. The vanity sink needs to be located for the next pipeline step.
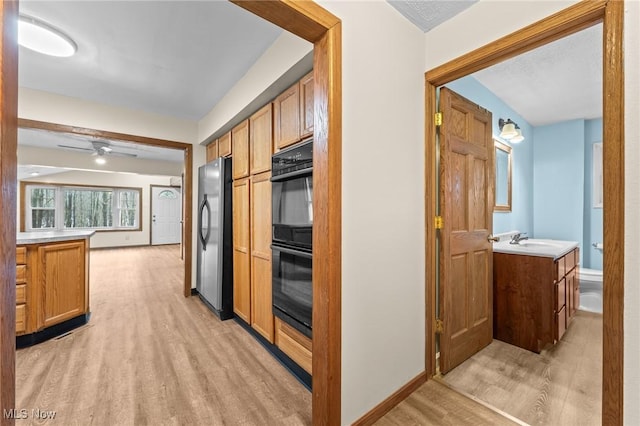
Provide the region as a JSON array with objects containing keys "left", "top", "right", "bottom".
[{"left": 493, "top": 238, "right": 578, "bottom": 260}]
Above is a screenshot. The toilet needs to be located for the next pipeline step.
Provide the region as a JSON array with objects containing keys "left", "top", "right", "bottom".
[{"left": 578, "top": 267, "right": 603, "bottom": 314}]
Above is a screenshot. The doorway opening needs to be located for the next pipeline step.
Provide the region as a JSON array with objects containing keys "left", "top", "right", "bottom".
[
  {"left": 425, "top": 1, "right": 624, "bottom": 425},
  {"left": 17, "top": 119, "right": 193, "bottom": 297}
]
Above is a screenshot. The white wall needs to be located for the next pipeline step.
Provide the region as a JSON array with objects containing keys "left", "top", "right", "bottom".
[
  {"left": 425, "top": 0, "right": 639, "bottom": 423},
  {"left": 316, "top": 1, "right": 426, "bottom": 424},
  {"left": 624, "top": 1, "right": 640, "bottom": 423},
  {"left": 19, "top": 170, "right": 179, "bottom": 248}
]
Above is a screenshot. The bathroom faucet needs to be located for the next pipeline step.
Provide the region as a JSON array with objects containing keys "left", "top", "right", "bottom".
[{"left": 510, "top": 232, "right": 529, "bottom": 244}]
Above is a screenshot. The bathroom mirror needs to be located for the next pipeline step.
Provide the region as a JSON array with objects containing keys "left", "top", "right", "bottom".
[{"left": 494, "top": 139, "right": 512, "bottom": 212}]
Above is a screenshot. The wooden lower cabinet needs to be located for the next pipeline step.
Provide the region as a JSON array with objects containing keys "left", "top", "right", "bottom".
[
  {"left": 250, "top": 172, "right": 273, "bottom": 342},
  {"left": 16, "top": 239, "right": 89, "bottom": 337},
  {"left": 233, "top": 178, "right": 251, "bottom": 323},
  {"left": 233, "top": 173, "right": 275, "bottom": 343},
  {"left": 494, "top": 247, "right": 579, "bottom": 353},
  {"left": 40, "top": 241, "right": 86, "bottom": 328}
]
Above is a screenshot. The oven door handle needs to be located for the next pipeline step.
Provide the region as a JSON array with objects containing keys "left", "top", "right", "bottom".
[
  {"left": 271, "top": 167, "right": 313, "bottom": 182},
  {"left": 271, "top": 245, "right": 312, "bottom": 258}
]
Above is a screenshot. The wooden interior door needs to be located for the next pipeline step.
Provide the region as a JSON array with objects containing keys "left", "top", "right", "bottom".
[{"left": 439, "top": 87, "right": 494, "bottom": 374}]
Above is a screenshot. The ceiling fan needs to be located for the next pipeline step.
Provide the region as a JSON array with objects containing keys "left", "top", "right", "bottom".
[{"left": 57, "top": 140, "right": 138, "bottom": 158}]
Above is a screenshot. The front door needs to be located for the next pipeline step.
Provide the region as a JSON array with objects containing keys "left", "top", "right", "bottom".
[
  {"left": 151, "top": 186, "right": 182, "bottom": 245},
  {"left": 438, "top": 87, "right": 494, "bottom": 374}
]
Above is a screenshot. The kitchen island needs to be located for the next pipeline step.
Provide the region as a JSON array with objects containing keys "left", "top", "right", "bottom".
[{"left": 16, "top": 230, "right": 94, "bottom": 347}]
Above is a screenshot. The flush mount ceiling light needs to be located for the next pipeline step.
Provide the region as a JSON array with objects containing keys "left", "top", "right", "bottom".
[
  {"left": 499, "top": 118, "right": 525, "bottom": 143},
  {"left": 18, "top": 15, "right": 76, "bottom": 57}
]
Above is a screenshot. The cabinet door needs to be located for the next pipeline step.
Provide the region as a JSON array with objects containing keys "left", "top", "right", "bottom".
[
  {"left": 274, "top": 82, "right": 301, "bottom": 151},
  {"left": 250, "top": 172, "right": 273, "bottom": 342},
  {"left": 39, "top": 241, "right": 86, "bottom": 328},
  {"left": 567, "top": 267, "right": 578, "bottom": 318},
  {"left": 218, "top": 131, "right": 232, "bottom": 158},
  {"left": 250, "top": 103, "right": 273, "bottom": 175},
  {"left": 206, "top": 139, "right": 218, "bottom": 162},
  {"left": 233, "top": 178, "right": 251, "bottom": 323},
  {"left": 232, "top": 120, "right": 250, "bottom": 179},
  {"left": 300, "top": 71, "right": 314, "bottom": 139}
]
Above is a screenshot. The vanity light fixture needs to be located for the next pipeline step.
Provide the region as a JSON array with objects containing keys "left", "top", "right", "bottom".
[
  {"left": 499, "top": 118, "right": 525, "bottom": 143},
  {"left": 18, "top": 15, "right": 77, "bottom": 57}
]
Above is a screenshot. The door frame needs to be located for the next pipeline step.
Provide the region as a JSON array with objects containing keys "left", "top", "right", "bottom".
[
  {"left": 150, "top": 184, "right": 182, "bottom": 246},
  {"left": 425, "top": 1, "right": 624, "bottom": 424},
  {"left": 230, "top": 3, "right": 343, "bottom": 423},
  {"left": 17, "top": 119, "right": 194, "bottom": 298}
]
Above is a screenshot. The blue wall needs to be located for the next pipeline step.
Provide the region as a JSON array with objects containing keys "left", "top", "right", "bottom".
[
  {"left": 447, "top": 77, "right": 602, "bottom": 269},
  {"left": 447, "top": 77, "right": 534, "bottom": 235},
  {"left": 583, "top": 118, "right": 603, "bottom": 269},
  {"left": 533, "top": 120, "right": 585, "bottom": 264}
]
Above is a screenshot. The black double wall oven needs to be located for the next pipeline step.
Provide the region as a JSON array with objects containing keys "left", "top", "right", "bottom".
[{"left": 271, "top": 139, "right": 313, "bottom": 339}]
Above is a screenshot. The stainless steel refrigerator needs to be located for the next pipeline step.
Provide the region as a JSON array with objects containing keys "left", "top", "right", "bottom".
[{"left": 196, "top": 157, "right": 234, "bottom": 320}]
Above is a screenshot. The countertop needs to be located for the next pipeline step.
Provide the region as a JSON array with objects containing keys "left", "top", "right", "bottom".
[
  {"left": 17, "top": 230, "right": 96, "bottom": 245},
  {"left": 493, "top": 239, "right": 579, "bottom": 260}
]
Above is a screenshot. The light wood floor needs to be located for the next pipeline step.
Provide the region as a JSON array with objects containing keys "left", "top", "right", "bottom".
[
  {"left": 442, "top": 310, "right": 602, "bottom": 425},
  {"left": 375, "top": 379, "right": 519, "bottom": 426},
  {"left": 16, "top": 245, "right": 311, "bottom": 425}
]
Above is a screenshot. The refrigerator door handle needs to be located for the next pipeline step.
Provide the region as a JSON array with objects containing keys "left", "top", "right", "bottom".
[{"left": 199, "top": 195, "right": 211, "bottom": 250}]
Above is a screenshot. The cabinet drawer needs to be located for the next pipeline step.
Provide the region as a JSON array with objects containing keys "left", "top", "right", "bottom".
[
  {"left": 565, "top": 248, "right": 577, "bottom": 272},
  {"left": 555, "top": 278, "right": 566, "bottom": 311},
  {"left": 555, "top": 256, "right": 565, "bottom": 281},
  {"left": 16, "top": 284, "right": 26, "bottom": 304},
  {"left": 16, "top": 304, "right": 26, "bottom": 334},
  {"left": 275, "top": 318, "right": 312, "bottom": 374},
  {"left": 16, "top": 264, "right": 26, "bottom": 284},
  {"left": 16, "top": 247, "right": 26, "bottom": 265}
]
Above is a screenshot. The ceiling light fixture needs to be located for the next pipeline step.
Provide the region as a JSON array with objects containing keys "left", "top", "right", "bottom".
[
  {"left": 30, "top": 171, "right": 40, "bottom": 176},
  {"left": 499, "top": 118, "right": 525, "bottom": 143},
  {"left": 95, "top": 155, "right": 106, "bottom": 165},
  {"left": 18, "top": 15, "right": 77, "bottom": 57}
]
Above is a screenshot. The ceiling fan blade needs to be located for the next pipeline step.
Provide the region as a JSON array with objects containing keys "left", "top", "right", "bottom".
[
  {"left": 109, "top": 151, "right": 138, "bottom": 158},
  {"left": 57, "top": 144, "right": 94, "bottom": 152}
]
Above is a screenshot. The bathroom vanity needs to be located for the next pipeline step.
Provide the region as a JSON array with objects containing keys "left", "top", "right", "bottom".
[{"left": 493, "top": 239, "right": 579, "bottom": 353}]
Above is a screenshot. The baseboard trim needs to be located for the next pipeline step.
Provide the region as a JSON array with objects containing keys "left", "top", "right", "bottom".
[{"left": 352, "top": 371, "right": 427, "bottom": 426}]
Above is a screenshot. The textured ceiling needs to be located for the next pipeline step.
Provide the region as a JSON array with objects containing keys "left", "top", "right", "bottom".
[
  {"left": 472, "top": 24, "right": 602, "bottom": 126},
  {"left": 19, "top": 1, "right": 283, "bottom": 120},
  {"left": 388, "top": 0, "right": 478, "bottom": 32}
]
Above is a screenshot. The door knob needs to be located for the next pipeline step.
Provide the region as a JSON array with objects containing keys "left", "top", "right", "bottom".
[{"left": 488, "top": 235, "right": 499, "bottom": 243}]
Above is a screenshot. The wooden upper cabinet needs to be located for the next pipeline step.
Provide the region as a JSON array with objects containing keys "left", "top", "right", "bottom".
[
  {"left": 274, "top": 82, "right": 301, "bottom": 151},
  {"left": 250, "top": 103, "right": 273, "bottom": 175},
  {"left": 232, "top": 120, "right": 250, "bottom": 180},
  {"left": 300, "top": 71, "right": 314, "bottom": 139},
  {"left": 218, "top": 131, "right": 232, "bottom": 158},
  {"left": 206, "top": 139, "right": 218, "bottom": 163}
]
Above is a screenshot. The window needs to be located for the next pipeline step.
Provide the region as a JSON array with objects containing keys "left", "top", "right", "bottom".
[{"left": 24, "top": 184, "right": 141, "bottom": 231}]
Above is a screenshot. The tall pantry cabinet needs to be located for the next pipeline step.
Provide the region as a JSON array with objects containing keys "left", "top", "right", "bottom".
[{"left": 232, "top": 104, "right": 275, "bottom": 342}]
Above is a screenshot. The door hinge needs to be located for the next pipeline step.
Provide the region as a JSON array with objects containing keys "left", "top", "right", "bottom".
[
  {"left": 435, "top": 319, "right": 444, "bottom": 334},
  {"left": 435, "top": 216, "right": 443, "bottom": 230},
  {"left": 434, "top": 112, "right": 443, "bottom": 127}
]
